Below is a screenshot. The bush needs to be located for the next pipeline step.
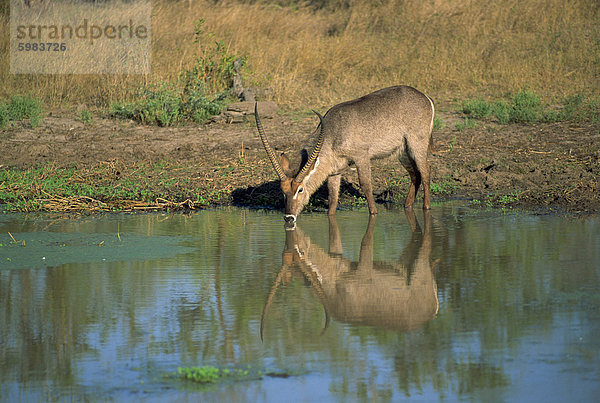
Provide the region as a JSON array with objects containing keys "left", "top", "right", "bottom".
[
  {"left": 461, "top": 97, "right": 512, "bottom": 124},
  {"left": 111, "top": 81, "right": 228, "bottom": 126},
  {"left": 508, "top": 88, "right": 543, "bottom": 124},
  {"left": 187, "top": 19, "right": 243, "bottom": 94},
  {"left": 490, "top": 100, "right": 510, "bottom": 124},
  {"left": 462, "top": 98, "right": 491, "bottom": 119},
  {"left": 184, "top": 89, "right": 225, "bottom": 124},
  {"left": 138, "top": 84, "right": 183, "bottom": 127},
  {"left": 111, "top": 83, "right": 183, "bottom": 127},
  {"left": 110, "top": 20, "right": 241, "bottom": 126},
  {"left": 460, "top": 89, "right": 598, "bottom": 125},
  {"left": 558, "top": 94, "right": 600, "bottom": 123},
  {"left": 180, "top": 68, "right": 228, "bottom": 124}
]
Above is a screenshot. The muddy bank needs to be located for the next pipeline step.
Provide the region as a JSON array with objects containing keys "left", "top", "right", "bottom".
[{"left": 1, "top": 108, "right": 599, "bottom": 213}]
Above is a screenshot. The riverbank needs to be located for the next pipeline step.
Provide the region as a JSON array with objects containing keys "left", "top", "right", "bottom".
[{"left": 1, "top": 108, "right": 598, "bottom": 214}]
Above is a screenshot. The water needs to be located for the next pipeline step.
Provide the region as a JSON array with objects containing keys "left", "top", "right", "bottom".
[{"left": 1, "top": 204, "right": 599, "bottom": 401}]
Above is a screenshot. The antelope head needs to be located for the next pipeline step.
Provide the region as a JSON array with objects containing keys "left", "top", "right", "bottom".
[{"left": 255, "top": 104, "right": 325, "bottom": 225}]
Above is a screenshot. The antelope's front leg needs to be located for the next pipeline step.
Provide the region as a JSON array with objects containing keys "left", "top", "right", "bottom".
[
  {"left": 355, "top": 161, "right": 378, "bottom": 215},
  {"left": 327, "top": 174, "right": 342, "bottom": 215}
]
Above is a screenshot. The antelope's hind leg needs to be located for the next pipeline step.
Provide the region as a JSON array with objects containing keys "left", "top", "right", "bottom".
[
  {"left": 399, "top": 153, "right": 421, "bottom": 209},
  {"left": 400, "top": 151, "right": 431, "bottom": 210},
  {"left": 419, "top": 158, "right": 431, "bottom": 210}
]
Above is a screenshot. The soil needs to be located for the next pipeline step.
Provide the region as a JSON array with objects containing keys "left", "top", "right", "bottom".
[{"left": 1, "top": 107, "right": 599, "bottom": 214}]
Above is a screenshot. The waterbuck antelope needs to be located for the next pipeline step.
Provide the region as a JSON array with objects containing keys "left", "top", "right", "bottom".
[{"left": 255, "top": 85, "right": 435, "bottom": 224}]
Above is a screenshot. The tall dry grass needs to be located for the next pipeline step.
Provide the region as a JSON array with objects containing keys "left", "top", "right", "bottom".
[{"left": 1, "top": 0, "right": 598, "bottom": 108}]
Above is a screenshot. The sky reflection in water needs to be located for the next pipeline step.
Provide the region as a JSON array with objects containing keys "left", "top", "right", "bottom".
[{"left": 1, "top": 204, "right": 599, "bottom": 401}]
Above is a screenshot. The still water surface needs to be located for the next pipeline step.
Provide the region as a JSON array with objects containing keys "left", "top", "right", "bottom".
[{"left": 1, "top": 204, "right": 599, "bottom": 401}]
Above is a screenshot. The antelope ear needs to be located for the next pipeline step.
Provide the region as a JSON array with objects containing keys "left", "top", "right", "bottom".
[{"left": 279, "top": 153, "right": 291, "bottom": 172}]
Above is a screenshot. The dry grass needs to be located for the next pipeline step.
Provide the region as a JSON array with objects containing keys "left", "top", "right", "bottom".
[{"left": 1, "top": 0, "right": 598, "bottom": 108}]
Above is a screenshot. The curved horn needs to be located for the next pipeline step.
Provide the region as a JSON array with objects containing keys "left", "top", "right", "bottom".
[
  {"left": 320, "top": 306, "right": 330, "bottom": 336},
  {"left": 260, "top": 268, "right": 285, "bottom": 341},
  {"left": 255, "top": 103, "right": 287, "bottom": 181},
  {"left": 294, "top": 110, "right": 325, "bottom": 183},
  {"left": 296, "top": 256, "right": 331, "bottom": 336}
]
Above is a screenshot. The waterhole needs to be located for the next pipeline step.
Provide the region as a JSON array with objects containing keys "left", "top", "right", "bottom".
[{"left": 1, "top": 204, "right": 599, "bottom": 401}]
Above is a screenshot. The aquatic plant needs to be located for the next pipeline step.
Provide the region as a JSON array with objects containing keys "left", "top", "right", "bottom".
[
  {"left": 176, "top": 366, "right": 250, "bottom": 384},
  {"left": 172, "top": 365, "right": 298, "bottom": 386}
]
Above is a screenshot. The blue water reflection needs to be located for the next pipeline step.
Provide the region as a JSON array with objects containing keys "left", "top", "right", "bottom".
[{"left": 0, "top": 205, "right": 598, "bottom": 401}]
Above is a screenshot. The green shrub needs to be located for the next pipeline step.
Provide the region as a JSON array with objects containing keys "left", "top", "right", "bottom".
[
  {"left": 111, "top": 81, "right": 228, "bottom": 126},
  {"left": 111, "top": 83, "right": 182, "bottom": 127},
  {"left": 508, "top": 88, "right": 543, "bottom": 123},
  {"left": 462, "top": 98, "right": 491, "bottom": 118},
  {"left": 186, "top": 92, "right": 225, "bottom": 123},
  {"left": 491, "top": 100, "right": 510, "bottom": 124},
  {"left": 459, "top": 89, "right": 598, "bottom": 125},
  {"left": 138, "top": 84, "right": 183, "bottom": 126},
  {"left": 558, "top": 94, "right": 600, "bottom": 123},
  {"left": 180, "top": 75, "right": 227, "bottom": 123},
  {"left": 110, "top": 20, "right": 241, "bottom": 126},
  {"left": 188, "top": 19, "right": 243, "bottom": 94}
]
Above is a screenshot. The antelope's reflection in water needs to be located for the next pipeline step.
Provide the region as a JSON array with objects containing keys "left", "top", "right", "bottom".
[{"left": 261, "top": 210, "right": 439, "bottom": 339}]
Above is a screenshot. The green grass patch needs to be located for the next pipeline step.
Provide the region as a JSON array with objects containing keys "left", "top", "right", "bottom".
[
  {"left": 341, "top": 194, "right": 367, "bottom": 208},
  {"left": 508, "top": 88, "right": 545, "bottom": 124},
  {"left": 77, "top": 109, "right": 94, "bottom": 125},
  {"left": 430, "top": 179, "right": 459, "bottom": 195},
  {"left": 490, "top": 100, "right": 510, "bottom": 124},
  {"left": 0, "top": 95, "right": 43, "bottom": 128},
  {"left": 378, "top": 175, "right": 459, "bottom": 205},
  {"left": 0, "top": 103, "right": 8, "bottom": 128},
  {"left": 460, "top": 89, "right": 599, "bottom": 125},
  {"left": 471, "top": 191, "right": 520, "bottom": 208},
  {"left": 0, "top": 162, "right": 236, "bottom": 212},
  {"left": 455, "top": 117, "right": 478, "bottom": 131},
  {"left": 0, "top": 157, "right": 277, "bottom": 212},
  {"left": 433, "top": 115, "right": 445, "bottom": 131}
]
